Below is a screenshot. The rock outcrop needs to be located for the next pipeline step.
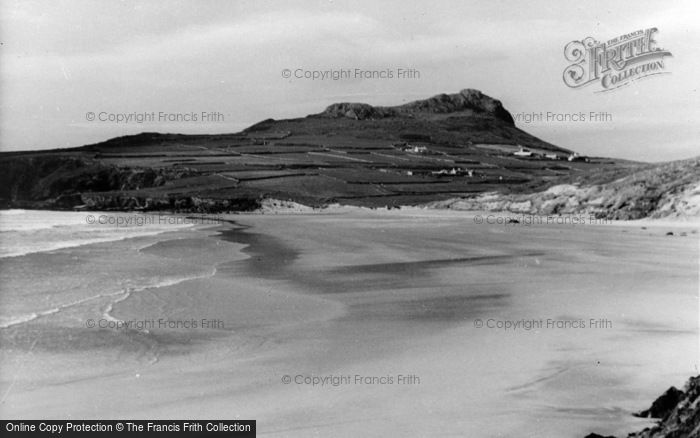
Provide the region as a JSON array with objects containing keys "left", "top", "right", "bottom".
[
  {"left": 627, "top": 376, "right": 700, "bottom": 438},
  {"left": 319, "top": 89, "right": 514, "bottom": 124},
  {"left": 636, "top": 387, "right": 686, "bottom": 420},
  {"left": 320, "top": 102, "right": 394, "bottom": 120},
  {"left": 586, "top": 375, "right": 700, "bottom": 438},
  {"left": 396, "top": 88, "right": 515, "bottom": 123}
]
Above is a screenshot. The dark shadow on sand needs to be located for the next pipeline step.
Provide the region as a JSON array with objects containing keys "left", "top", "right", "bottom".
[
  {"left": 216, "top": 224, "right": 300, "bottom": 280},
  {"left": 215, "top": 221, "right": 520, "bottom": 324}
]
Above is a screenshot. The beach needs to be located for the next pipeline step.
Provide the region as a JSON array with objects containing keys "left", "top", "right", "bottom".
[{"left": 0, "top": 209, "right": 697, "bottom": 437}]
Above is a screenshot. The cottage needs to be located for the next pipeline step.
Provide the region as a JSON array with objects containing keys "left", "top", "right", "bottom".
[
  {"left": 431, "top": 167, "right": 468, "bottom": 176},
  {"left": 404, "top": 145, "right": 428, "bottom": 154},
  {"left": 567, "top": 153, "right": 590, "bottom": 162},
  {"left": 513, "top": 146, "right": 533, "bottom": 157}
]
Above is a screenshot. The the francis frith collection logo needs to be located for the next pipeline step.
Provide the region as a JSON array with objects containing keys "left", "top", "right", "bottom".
[{"left": 563, "top": 28, "right": 672, "bottom": 92}]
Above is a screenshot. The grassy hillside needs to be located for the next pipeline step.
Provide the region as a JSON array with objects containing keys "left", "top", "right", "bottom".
[
  {"left": 432, "top": 157, "right": 700, "bottom": 220},
  {"left": 0, "top": 89, "right": 659, "bottom": 213}
]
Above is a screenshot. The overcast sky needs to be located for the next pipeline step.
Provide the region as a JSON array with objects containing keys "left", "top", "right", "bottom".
[{"left": 1, "top": 0, "right": 698, "bottom": 161}]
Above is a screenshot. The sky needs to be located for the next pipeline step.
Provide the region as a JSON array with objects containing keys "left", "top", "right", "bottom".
[{"left": 1, "top": 0, "right": 698, "bottom": 162}]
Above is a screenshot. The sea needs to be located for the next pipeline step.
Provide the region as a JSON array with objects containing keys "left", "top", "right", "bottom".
[{"left": 0, "top": 210, "right": 228, "bottom": 330}]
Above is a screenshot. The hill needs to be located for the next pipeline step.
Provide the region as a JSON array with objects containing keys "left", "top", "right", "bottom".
[{"left": 0, "top": 89, "right": 674, "bottom": 214}]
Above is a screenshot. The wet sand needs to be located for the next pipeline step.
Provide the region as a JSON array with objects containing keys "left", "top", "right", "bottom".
[{"left": 1, "top": 210, "right": 697, "bottom": 437}]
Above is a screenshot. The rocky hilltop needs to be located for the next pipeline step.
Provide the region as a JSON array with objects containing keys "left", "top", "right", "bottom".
[
  {"left": 586, "top": 375, "right": 700, "bottom": 438},
  {"left": 0, "top": 89, "right": 695, "bottom": 216},
  {"left": 319, "top": 89, "right": 514, "bottom": 124}
]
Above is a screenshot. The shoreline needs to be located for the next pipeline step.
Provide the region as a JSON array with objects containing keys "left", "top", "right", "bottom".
[{"left": 4, "top": 201, "right": 700, "bottom": 222}]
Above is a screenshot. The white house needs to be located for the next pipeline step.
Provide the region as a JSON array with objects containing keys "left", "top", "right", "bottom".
[
  {"left": 406, "top": 145, "right": 428, "bottom": 154},
  {"left": 567, "top": 152, "right": 591, "bottom": 162},
  {"left": 513, "top": 145, "right": 533, "bottom": 157}
]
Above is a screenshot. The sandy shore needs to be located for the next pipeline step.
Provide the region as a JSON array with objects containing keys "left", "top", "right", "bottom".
[{"left": 1, "top": 209, "right": 697, "bottom": 437}]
